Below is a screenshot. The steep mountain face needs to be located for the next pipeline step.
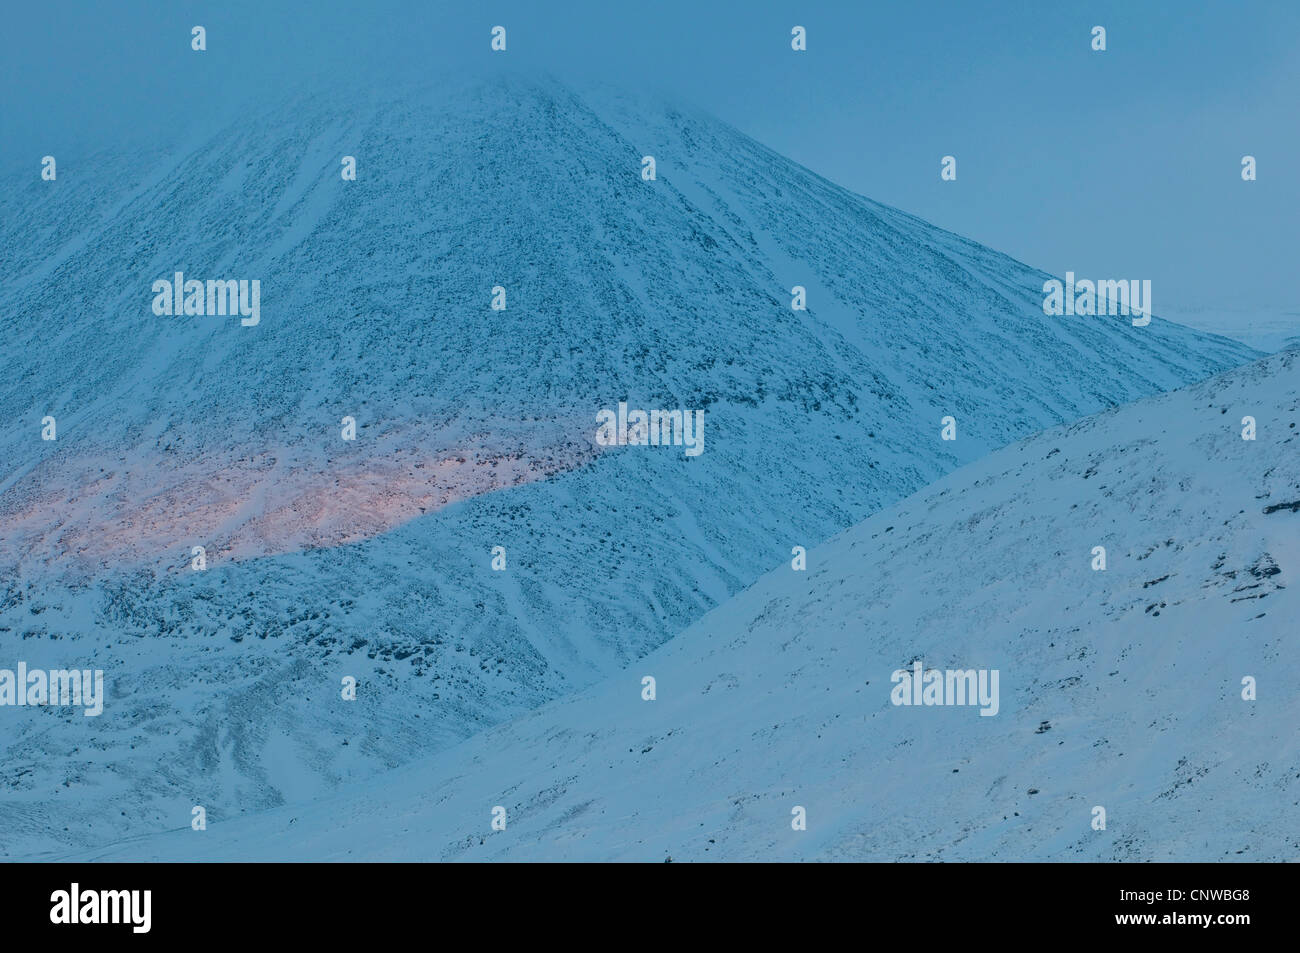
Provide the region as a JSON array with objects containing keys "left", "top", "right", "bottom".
[
  {"left": 0, "top": 77, "right": 1259, "bottom": 855},
  {"left": 63, "top": 350, "right": 1298, "bottom": 863}
]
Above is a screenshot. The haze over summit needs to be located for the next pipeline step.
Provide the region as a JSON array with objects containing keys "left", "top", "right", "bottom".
[{"left": 4, "top": 0, "right": 1297, "bottom": 323}]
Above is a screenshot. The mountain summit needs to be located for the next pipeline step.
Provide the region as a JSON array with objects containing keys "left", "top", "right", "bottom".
[{"left": 0, "top": 77, "right": 1259, "bottom": 855}]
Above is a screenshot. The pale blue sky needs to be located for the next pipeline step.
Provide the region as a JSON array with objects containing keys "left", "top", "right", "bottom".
[{"left": 4, "top": 0, "right": 1297, "bottom": 313}]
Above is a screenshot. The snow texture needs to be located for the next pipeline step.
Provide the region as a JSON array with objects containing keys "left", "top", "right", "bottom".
[{"left": 0, "top": 78, "right": 1273, "bottom": 859}]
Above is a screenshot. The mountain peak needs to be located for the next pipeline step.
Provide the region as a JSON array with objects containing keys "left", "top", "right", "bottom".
[{"left": 0, "top": 77, "right": 1261, "bottom": 857}]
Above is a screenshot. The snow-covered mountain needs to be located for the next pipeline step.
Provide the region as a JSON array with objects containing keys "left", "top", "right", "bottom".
[
  {"left": 0, "top": 77, "right": 1261, "bottom": 856},
  {"left": 58, "top": 349, "right": 1297, "bottom": 862}
]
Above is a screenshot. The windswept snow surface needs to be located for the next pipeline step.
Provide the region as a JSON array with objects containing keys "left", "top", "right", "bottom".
[
  {"left": 61, "top": 350, "right": 1299, "bottom": 862},
  {"left": 0, "top": 77, "right": 1262, "bottom": 856}
]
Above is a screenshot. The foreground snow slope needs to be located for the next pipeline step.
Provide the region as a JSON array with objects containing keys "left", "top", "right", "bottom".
[
  {"left": 62, "top": 350, "right": 1299, "bottom": 862},
  {"left": 0, "top": 77, "right": 1259, "bottom": 854}
]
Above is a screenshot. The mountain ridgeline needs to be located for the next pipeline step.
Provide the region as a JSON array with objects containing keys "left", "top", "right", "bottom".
[{"left": 0, "top": 77, "right": 1260, "bottom": 856}]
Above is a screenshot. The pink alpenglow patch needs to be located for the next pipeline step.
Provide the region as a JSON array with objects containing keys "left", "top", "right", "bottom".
[{"left": 0, "top": 423, "right": 599, "bottom": 577}]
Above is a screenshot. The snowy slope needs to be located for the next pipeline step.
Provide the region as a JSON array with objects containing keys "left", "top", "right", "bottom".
[
  {"left": 54, "top": 349, "right": 1299, "bottom": 863},
  {"left": 0, "top": 77, "right": 1261, "bottom": 855}
]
